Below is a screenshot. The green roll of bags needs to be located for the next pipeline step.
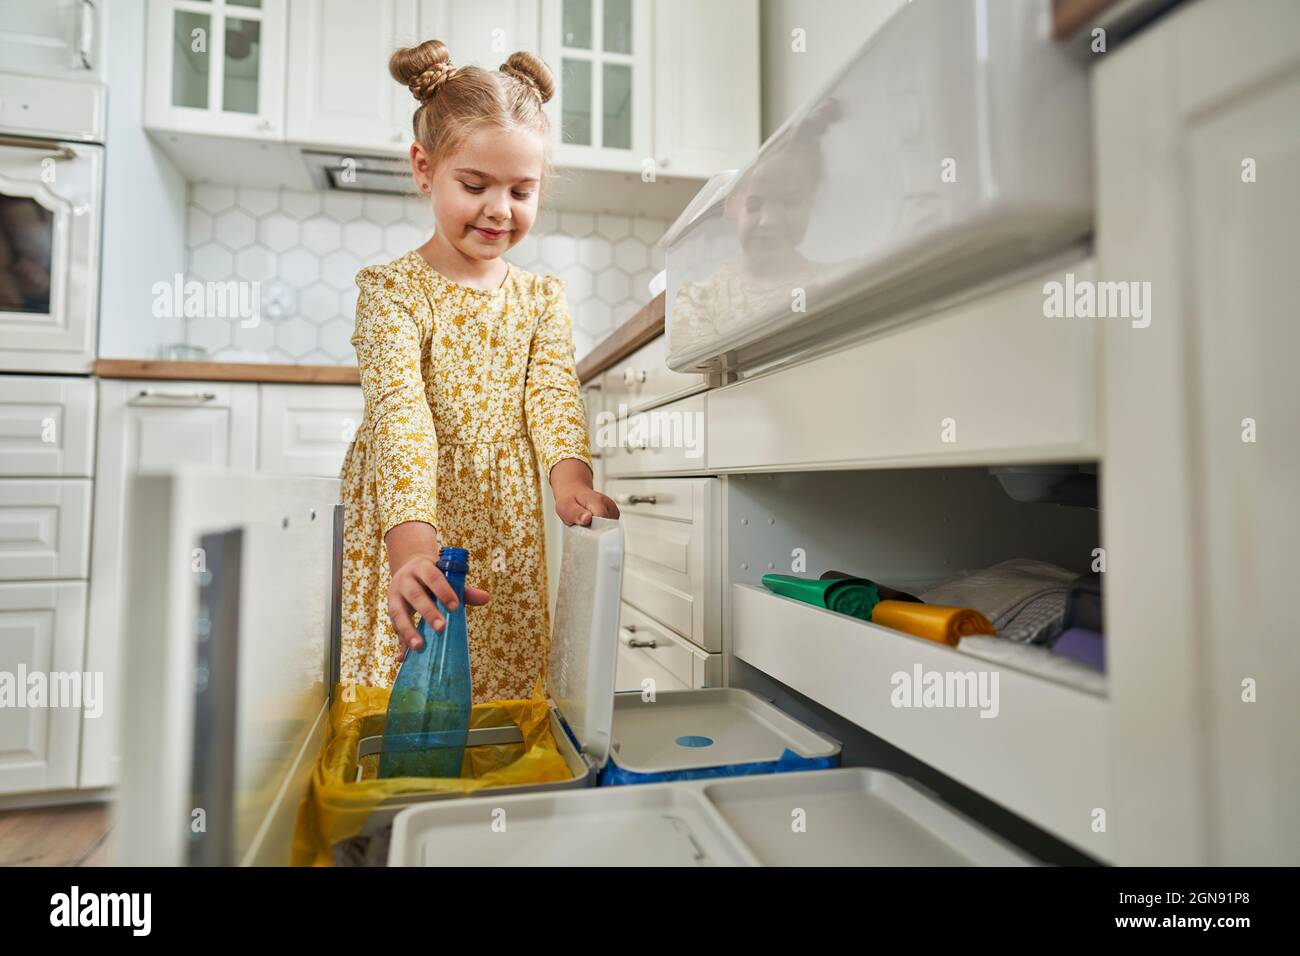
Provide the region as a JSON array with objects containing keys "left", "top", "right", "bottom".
[{"left": 761, "top": 573, "right": 880, "bottom": 621}]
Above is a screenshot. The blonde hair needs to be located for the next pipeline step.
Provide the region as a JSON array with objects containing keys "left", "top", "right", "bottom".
[{"left": 389, "top": 39, "right": 554, "bottom": 173}]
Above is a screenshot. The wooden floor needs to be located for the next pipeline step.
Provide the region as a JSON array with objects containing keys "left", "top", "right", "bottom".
[{"left": 0, "top": 803, "right": 112, "bottom": 867}]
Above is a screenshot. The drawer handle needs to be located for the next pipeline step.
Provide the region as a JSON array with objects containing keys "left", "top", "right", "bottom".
[
  {"left": 616, "top": 493, "right": 658, "bottom": 505},
  {"left": 623, "top": 367, "right": 647, "bottom": 386},
  {"left": 620, "top": 624, "right": 658, "bottom": 648},
  {"left": 130, "top": 387, "right": 218, "bottom": 404}
]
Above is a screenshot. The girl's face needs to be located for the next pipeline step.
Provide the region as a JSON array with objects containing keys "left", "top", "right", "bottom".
[{"left": 415, "top": 125, "right": 545, "bottom": 261}]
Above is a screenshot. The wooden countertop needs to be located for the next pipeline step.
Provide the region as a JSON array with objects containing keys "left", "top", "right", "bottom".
[
  {"left": 96, "top": 292, "right": 664, "bottom": 387},
  {"left": 576, "top": 292, "right": 665, "bottom": 385},
  {"left": 94, "top": 358, "right": 360, "bottom": 385}
]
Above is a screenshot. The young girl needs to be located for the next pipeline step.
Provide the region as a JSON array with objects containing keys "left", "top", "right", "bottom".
[{"left": 339, "top": 39, "right": 619, "bottom": 702}]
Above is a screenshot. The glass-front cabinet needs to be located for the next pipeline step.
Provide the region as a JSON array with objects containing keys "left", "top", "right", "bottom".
[
  {"left": 144, "top": 0, "right": 288, "bottom": 139},
  {"left": 540, "top": 0, "right": 651, "bottom": 173}
]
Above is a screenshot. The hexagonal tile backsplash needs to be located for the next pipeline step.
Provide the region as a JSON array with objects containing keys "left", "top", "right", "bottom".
[{"left": 184, "top": 184, "right": 667, "bottom": 365}]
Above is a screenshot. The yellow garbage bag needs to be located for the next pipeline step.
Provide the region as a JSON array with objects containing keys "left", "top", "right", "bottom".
[{"left": 291, "top": 683, "right": 575, "bottom": 866}]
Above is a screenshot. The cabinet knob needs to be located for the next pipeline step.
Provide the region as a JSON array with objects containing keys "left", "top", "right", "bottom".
[
  {"left": 623, "top": 367, "right": 647, "bottom": 386},
  {"left": 257, "top": 119, "right": 275, "bottom": 131}
]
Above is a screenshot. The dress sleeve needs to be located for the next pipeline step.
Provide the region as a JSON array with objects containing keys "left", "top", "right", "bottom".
[
  {"left": 524, "top": 275, "right": 594, "bottom": 482},
  {"left": 352, "top": 265, "right": 440, "bottom": 540}
]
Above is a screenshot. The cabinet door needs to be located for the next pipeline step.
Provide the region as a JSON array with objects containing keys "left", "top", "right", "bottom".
[
  {"left": 540, "top": 0, "right": 650, "bottom": 173},
  {"left": 285, "top": 0, "right": 419, "bottom": 153},
  {"left": 0, "top": 0, "right": 106, "bottom": 82},
  {"left": 1097, "top": 0, "right": 1300, "bottom": 865},
  {"left": 0, "top": 375, "right": 96, "bottom": 476},
  {"left": 258, "top": 383, "right": 364, "bottom": 477},
  {"left": 81, "top": 379, "right": 258, "bottom": 789},
  {"left": 0, "top": 581, "right": 87, "bottom": 795},
  {"left": 0, "top": 143, "right": 102, "bottom": 374},
  {"left": 144, "top": 0, "right": 288, "bottom": 139},
  {"left": 419, "top": 0, "right": 540, "bottom": 72},
  {"left": 652, "top": 0, "right": 758, "bottom": 179}
]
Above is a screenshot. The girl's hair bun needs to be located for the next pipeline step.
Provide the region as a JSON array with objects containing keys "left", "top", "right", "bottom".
[
  {"left": 500, "top": 51, "right": 554, "bottom": 105},
  {"left": 390, "top": 38, "right": 455, "bottom": 102}
]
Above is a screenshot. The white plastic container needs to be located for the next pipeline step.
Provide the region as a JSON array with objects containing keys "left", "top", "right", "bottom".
[
  {"left": 388, "top": 766, "right": 1035, "bottom": 866},
  {"left": 662, "top": 0, "right": 1092, "bottom": 373}
]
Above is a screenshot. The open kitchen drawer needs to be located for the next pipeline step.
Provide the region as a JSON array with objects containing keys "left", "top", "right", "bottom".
[
  {"left": 721, "top": 466, "right": 1111, "bottom": 861},
  {"left": 114, "top": 472, "right": 839, "bottom": 865}
]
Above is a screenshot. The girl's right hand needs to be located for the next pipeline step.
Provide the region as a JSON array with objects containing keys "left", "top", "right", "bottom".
[{"left": 387, "top": 553, "right": 492, "bottom": 661}]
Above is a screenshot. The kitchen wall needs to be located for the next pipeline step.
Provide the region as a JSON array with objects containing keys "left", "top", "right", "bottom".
[
  {"left": 176, "top": 184, "right": 666, "bottom": 366},
  {"left": 760, "top": 0, "right": 907, "bottom": 137}
]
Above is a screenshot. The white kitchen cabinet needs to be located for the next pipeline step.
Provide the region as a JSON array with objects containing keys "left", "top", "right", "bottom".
[
  {"left": 419, "top": 0, "right": 540, "bottom": 73},
  {"left": 540, "top": 0, "right": 651, "bottom": 173},
  {"left": 541, "top": 0, "right": 758, "bottom": 178},
  {"left": 0, "top": 0, "right": 108, "bottom": 82},
  {"left": 1095, "top": 0, "right": 1300, "bottom": 866},
  {"left": 257, "top": 383, "right": 365, "bottom": 477},
  {"left": 0, "top": 581, "right": 87, "bottom": 795},
  {"left": 600, "top": 333, "right": 707, "bottom": 417},
  {"left": 285, "top": 0, "right": 420, "bottom": 154},
  {"left": 602, "top": 392, "right": 706, "bottom": 478},
  {"left": 705, "top": 258, "right": 1100, "bottom": 473},
  {"left": 81, "top": 378, "right": 258, "bottom": 788},
  {"left": 0, "top": 480, "right": 93, "bottom": 580},
  {"left": 615, "top": 599, "right": 720, "bottom": 692},
  {"left": 0, "top": 375, "right": 97, "bottom": 477},
  {"left": 144, "top": 0, "right": 288, "bottom": 139},
  {"left": 651, "top": 0, "right": 758, "bottom": 179},
  {"left": 605, "top": 475, "right": 720, "bottom": 652}
]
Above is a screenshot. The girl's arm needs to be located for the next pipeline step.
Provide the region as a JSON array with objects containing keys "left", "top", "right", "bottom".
[{"left": 525, "top": 276, "right": 619, "bottom": 525}]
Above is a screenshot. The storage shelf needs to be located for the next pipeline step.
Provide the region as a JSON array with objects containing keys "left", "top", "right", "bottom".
[{"left": 731, "top": 583, "right": 1111, "bottom": 860}]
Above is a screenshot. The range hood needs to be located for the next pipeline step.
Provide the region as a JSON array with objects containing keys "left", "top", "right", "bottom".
[{"left": 301, "top": 149, "right": 415, "bottom": 196}]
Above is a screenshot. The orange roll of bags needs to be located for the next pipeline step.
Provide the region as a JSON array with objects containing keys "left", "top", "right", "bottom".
[{"left": 871, "top": 600, "right": 994, "bottom": 646}]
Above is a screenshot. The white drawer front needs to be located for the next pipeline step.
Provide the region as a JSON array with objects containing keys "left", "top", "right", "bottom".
[
  {"left": 608, "top": 476, "right": 721, "bottom": 652},
  {"left": 602, "top": 334, "right": 708, "bottom": 415},
  {"left": 0, "top": 580, "right": 87, "bottom": 795},
  {"left": 0, "top": 479, "right": 92, "bottom": 579},
  {"left": 707, "top": 259, "right": 1101, "bottom": 471},
  {"left": 614, "top": 601, "right": 720, "bottom": 692},
  {"left": 602, "top": 392, "right": 707, "bottom": 478},
  {"left": 258, "top": 384, "right": 365, "bottom": 478},
  {"left": 0, "top": 375, "right": 96, "bottom": 477}
]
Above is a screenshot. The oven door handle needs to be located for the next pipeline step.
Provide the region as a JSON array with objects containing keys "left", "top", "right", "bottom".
[{"left": 0, "top": 136, "right": 78, "bottom": 161}]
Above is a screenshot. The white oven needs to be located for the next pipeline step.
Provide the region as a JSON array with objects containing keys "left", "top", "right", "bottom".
[{"left": 0, "top": 70, "right": 106, "bottom": 373}]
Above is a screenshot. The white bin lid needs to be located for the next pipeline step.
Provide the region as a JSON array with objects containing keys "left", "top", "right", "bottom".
[{"left": 545, "top": 516, "right": 624, "bottom": 768}]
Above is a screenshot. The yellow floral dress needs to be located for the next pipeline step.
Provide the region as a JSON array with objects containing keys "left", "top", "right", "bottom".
[{"left": 339, "top": 249, "right": 592, "bottom": 701}]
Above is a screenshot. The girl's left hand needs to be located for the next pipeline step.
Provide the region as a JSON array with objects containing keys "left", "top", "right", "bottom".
[{"left": 552, "top": 482, "right": 620, "bottom": 526}]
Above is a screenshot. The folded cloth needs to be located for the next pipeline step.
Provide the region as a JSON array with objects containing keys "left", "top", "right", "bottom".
[
  {"left": 820, "top": 570, "right": 922, "bottom": 604},
  {"left": 919, "top": 558, "right": 1077, "bottom": 632},
  {"left": 956, "top": 635, "right": 1107, "bottom": 696},
  {"left": 871, "top": 600, "right": 994, "bottom": 646},
  {"left": 997, "top": 591, "right": 1067, "bottom": 645},
  {"left": 1050, "top": 627, "right": 1105, "bottom": 671},
  {"left": 761, "top": 573, "right": 879, "bottom": 620}
]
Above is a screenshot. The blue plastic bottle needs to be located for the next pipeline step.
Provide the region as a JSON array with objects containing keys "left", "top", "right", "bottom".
[{"left": 378, "top": 546, "right": 472, "bottom": 779}]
